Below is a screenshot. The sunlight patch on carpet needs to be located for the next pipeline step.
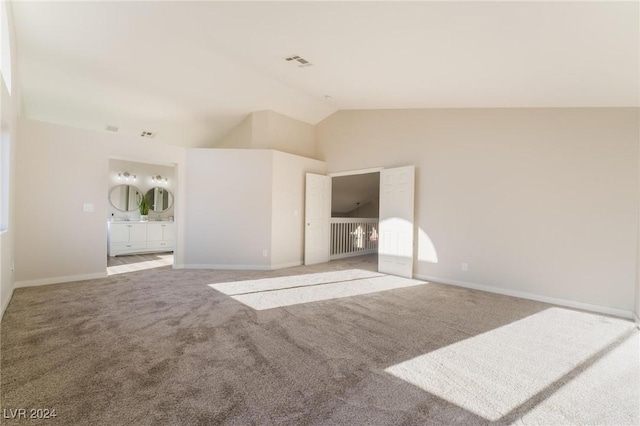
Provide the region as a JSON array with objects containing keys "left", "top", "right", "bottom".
[
  {"left": 521, "top": 329, "right": 639, "bottom": 425},
  {"left": 208, "top": 269, "right": 428, "bottom": 310},
  {"left": 385, "top": 308, "right": 638, "bottom": 422},
  {"left": 107, "top": 256, "right": 173, "bottom": 275}
]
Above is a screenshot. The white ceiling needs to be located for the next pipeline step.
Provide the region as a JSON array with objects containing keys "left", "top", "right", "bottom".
[{"left": 11, "top": 1, "right": 639, "bottom": 148}]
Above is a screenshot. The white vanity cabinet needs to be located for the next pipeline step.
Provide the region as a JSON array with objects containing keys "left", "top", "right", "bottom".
[
  {"left": 108, "top": 222, "right": 174, "bottom": 256},
  {"left": 147, "top": 222, "right": 175, "bottom": 251}
]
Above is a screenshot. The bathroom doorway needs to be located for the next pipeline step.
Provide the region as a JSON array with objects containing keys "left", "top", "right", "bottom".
[{"left": 107, "top": 158, "right": 177, "bottom": 274}]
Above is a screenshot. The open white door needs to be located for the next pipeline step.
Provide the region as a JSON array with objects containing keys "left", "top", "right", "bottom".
[
  {"left": 304, "top": 173, "right": 331, "bottom": 265},
  {"left": 378, "top": 166, "right": 415, "bottom": 278}
]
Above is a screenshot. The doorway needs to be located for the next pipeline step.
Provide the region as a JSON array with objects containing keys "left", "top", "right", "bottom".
[
  {"left": 107, "top": 159, "right": 177, "bottom": 274},
  {"left": 304, "top": 166, "right": 415, "bottom": 278},
  {"left": 330, "top": 172, "right": 380, "bottom": 260}
]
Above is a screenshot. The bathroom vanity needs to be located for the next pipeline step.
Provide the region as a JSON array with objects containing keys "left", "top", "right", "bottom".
[
  {"left": 108, "top": 182, "right": 175, "bottom": 256},
  {"left": 107, "top": 221, "right": 175, "bottom": 257}
]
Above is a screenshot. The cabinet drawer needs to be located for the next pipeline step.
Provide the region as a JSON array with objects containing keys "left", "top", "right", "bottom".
[
  {"left": 111, "top": 242, "right": 147, "bottom": 251},
  {"left": 147, "top": 241, "right": 174, "bottom": 250}
]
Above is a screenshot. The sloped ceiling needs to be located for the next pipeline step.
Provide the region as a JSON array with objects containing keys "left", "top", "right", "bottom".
[
  {"left": 332, "top": 173, "right": 380, "bottom": 214},
  {"left": 11, "top": 1, "right": 639, "bottom": 148}
]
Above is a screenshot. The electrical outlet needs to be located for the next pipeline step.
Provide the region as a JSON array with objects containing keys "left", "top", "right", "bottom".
[{"left": 461, "top": 262, "right": 468, "bottom": 272}]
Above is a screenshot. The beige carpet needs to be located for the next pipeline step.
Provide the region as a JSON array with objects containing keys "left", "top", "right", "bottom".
[
  {"left": 1, "top": 254, "right": 638, "bottom": 425},
  {"left": 210, "top": 269, "right": 427, "bottom": 310}
]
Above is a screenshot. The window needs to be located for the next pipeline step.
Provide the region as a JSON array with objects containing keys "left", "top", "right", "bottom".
[
  {"left": 0, "top": 0, "right": 11, "bottom": 232},
  {"left": 0, "top": 0, "right": 12, "bottom": 95},
  {"left": 0, "top": 127, "right": 8, "bottom": 232}
]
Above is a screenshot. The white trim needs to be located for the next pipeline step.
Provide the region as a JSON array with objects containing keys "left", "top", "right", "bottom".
[
  {"left": 15, "top": 272, "right": 108, "bottom": 288},
  {"left": 634, "top": 312, "right": 640, "bottom": 328},
  {"left": 328, "top": 167, "right": 383, "bottom": 177},
  {"left": 415, "top": 274, "right": 635, "bottom": 320},
  {"left": 270, "top": 261, "right": 302, "bottom": 270},
  {"left": 1, "top": 285, "right": 14, "bottom": 318}
]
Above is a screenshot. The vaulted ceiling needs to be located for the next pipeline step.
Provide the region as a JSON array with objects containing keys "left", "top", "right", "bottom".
[
  {"left": 332, "top": 172, "right": 380, "bottom": 214},
  {"left": 11, "top": 1, "right": 639, "bottom": 148}
]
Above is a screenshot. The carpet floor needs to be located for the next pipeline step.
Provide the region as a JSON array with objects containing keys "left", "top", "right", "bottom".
[{"left": 1, "top": 254, "right": 638, "bottom": 425}]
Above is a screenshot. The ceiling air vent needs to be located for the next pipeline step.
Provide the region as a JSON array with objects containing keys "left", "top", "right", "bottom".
[
  {"left": 140, "top": 131, "right": 156, "bottom": 139},
  {"left": 284, "top": 54, "right": 313, "bottom": 68},
  {"left": 106, "top": 125, "right": 119, "bottom": 132}
]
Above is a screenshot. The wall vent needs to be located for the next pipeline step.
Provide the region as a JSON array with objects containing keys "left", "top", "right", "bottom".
[
  {"left": 140, "top": 131, "right": 156, "bottom": 138},
  {"left": 284, "top": 54, "right": 313, "bottom": 67},
  {"left": 106, "top": 125, "right": 118, "bottom": 132}
]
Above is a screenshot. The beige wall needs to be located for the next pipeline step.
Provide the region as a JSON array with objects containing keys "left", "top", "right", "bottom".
[
  {"left": 346, "top": 199, "right": 379, "bottom": 218},
  {"left": 182, "top": 149, "right": 273, "bottom": 268},
  {"left": 216, "top": 114, "right": 252, "bottom": 149},
  {"left": 15, "top": 119, "right": 186, "bottom": 286},
  {"left": 12, "top": 117, "right": 323, "bottom": 287},
  {"left": 182, "top": 148, "right": 326, "bottom": 270},
  {"left": 271, "top": 151, "right": 326, "bottom": 268},
  {"left": 317, "top": 108, "right": 639, "bottom": 315},
  {"left": 215, "top": 110, "right": 317, "bottom": 159},
  {"left": 265, "top": 111, "right": 316, "bottom": 159}
]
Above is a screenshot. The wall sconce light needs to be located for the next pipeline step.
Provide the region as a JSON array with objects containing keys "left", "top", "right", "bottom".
[
  {"left": 118, "top": 171, "right": 137, "bottom": 181},
  {"left": 151, "top": 175, "right": 168, "bottom": 184}
]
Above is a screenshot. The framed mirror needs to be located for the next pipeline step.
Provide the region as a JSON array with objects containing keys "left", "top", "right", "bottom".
[
  {"left": 146, "top": 187, "right": 173, "bottom": 212},
  {"left": 109, "top": 184, "right": 143, "bottom": 212}
]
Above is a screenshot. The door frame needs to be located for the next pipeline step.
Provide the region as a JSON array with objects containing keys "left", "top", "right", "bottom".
[
  {"left": 106, "top": 157, "right": 179, "bottom": 271},
  {"left": 328, "top": 167, "right": 384, "bottom": 178},
  {"left": 312, "top": 165, "right": 415, "bottom": 277},
  {"left": 304, "top": 173, "right": 332, "bottom": 265},
  {"left": 378, "top": 165, "right": 415, "bottom": 278}
]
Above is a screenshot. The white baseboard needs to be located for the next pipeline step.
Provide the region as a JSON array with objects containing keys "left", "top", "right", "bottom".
[
  {"left": 270, "top": 261, "right": 302, "bottom": 270},
  {"left": 415, "top": 274, "right": 635, "bottom": 320},
  {"left": 1, "top": 286, "right": 14, "bottom": 319},
  {"left": 15, "top": 272, "right": 108, "bottom": 288}
]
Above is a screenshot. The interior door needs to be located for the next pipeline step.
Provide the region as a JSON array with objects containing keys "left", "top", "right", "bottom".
[
  {"left": 378, "top": 166, "right": 415, "bottom": 278},
  {"left": 304, "top": 173, "right": 331, "bottom": 265}
]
